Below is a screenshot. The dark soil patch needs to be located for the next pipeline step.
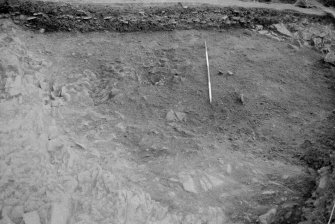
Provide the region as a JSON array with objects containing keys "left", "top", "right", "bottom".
[{"left": 1, "top": 0, "right": 331, "bottom": 32}]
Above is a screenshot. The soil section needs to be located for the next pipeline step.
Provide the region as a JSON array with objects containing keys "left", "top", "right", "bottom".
[{"left": 1, "top": 0, "right": 333, "bottom": 32}]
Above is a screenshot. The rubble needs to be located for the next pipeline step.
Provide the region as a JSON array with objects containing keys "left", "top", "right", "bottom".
[{"left": 4, "top": 0, "right": 327, "bottom": 33}]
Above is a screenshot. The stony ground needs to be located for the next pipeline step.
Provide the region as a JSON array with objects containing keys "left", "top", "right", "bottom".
[
  {"left": 0, "top": 2, "right": 335, "bottom": 224},
  {"left": 12, "top": 0, "right": 332, "bottom": 16}
]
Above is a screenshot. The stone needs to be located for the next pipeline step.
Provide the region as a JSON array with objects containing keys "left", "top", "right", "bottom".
[
  {"left": 50, "top": 196, "right": 71, "bottom": 224},
  {"left": 317, "top": 166, "right": 330, "bottom": 191},
  {"left": 47, "top": 138, "right": 64, "bottom": 152},
  {"left": 255, "top": 25, "right": 263, "bottom": 31},
  {"left": 301, "top": 18, "right": 309, "bottom": 25},
  {"left": 287, "top": 44, "right": 299, "bottom": 50},
  {"left": 295, "top": 0, "right": 313, "bottom": 8},
  {"left": 51, "top": 98, "right": 64, "bottom": 107},
  {"left": 174, "top": 111, "right": 186, "bottom": 121},
  {"left": 243, "top": 29, "right": 253, "bottom": 36},
  {"left": 166, "top": 110, "right": 177, "bottom": 122},
  {"left": 82, "top": 16, "right": 92, "bottom": 20},
  {"left": 60, "top": 86, "right": 71, "bottom": 102},
  {"left": 226, "top": 164, "right": 232, "bottom": 175},
  {"left": 259, "top": 207, "right": 277, "bottom": 224},
  {"left": 168, "top": 19, "right": 177, "bottom": 25},
  {"left": 19, "top": 14, "right": 26, "bottom": 20},
  {"left": 179, "top": 173, "right": 198, "bottom": 193},
  {"left": 63, "top": 177, "right": 78, "bottom": 193},
  {"left": 170, "top": 69, "right": 181, "bottom": 76},
  {"left": 239, "top": 17, "right": 247, "bottom": 24},
  {"left": 227, "top": 71, "right": 234, "bottom": 76},
  {"left": 312, "top": 37, "right": 322, "bottom": 48},
  {"left": 78, "top": 170, "right": 92, "bottom": 183},
  {"left": 218, "top": 70, "right": 224, "bottom": 75},
  {"left": 116, "top": 122, "right": 126, "bottom": 132},
  {"left": 262, "top": 190, "right": 276, "bottom": 195},
  {"left": 23, "top": 211, "right": 41, "bottom": 224},
  {"left": 199, "top": 176, "right": 212, "bottom": 192},
  {"left": 27, "top": 16, "right": 37, "bottom": 21},
  {"left": 10, "top": 205, "right": 24, "bottom": 223},
  {"left": 200, "top": 173, "right": 224, "bottom": 191},
  {"left": 172, "top": 75, "right": 184, "bottom": 84},
  {"left": 6, "top": 75, "right": 22, "bottom": 96},
  {"left": 282, "top": 174, "right": 290, "bottom": 179},
  {"left": 48, "top": 120, "right": 60, "bottom": 140},
  {"left": 108, "top": 88, "right": 121, "bottom": 99},
  {"left": 282, "top": 202, "right": 298, "bottom": 209},
  {"left": 265, "top": 33, "right": 283, "bottom": 41},
  {"left": 258, "top": 30, "right": 269, "bottom": 35},
  {"left": 292, "top": 39, "right": 303, "bottom": 48},
  {"left": 301, "top": 30, "right": 313, "bottom": 41},
  {"left": 273, "top": 23, "right": 292, "bottom": 37},
  {"left": 324, "top": 51, "right": 335, "bottom": 65},
  {"left": 166, "top": 110, "right": 186, "bottom": 122},
  {"left": 83, "top": 69, "right": 97, "bottom": 79},
  {"left": 254, "top": 205, "right": 271, "bottom": 216},
  {"left": 39, "top": 28, "right": 45, "bottom": 34},
  {"left": 0, "top": 215, "right": 15, "bottom": 224},
  {"left": 239, "top": 93, "right": 245, "bottom": 104}
]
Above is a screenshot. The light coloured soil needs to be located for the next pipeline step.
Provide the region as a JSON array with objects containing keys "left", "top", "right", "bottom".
[{"left": 1, "top": 15, "right": 334, "bottom": 224}]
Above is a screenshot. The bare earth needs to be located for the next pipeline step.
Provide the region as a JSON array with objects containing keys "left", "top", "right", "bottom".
[
  {"left": 36, "top": 0, "right": 328, "bottom": 16},
  {"left": 1, "top": 8, "right": 334, "bottom": 222}
]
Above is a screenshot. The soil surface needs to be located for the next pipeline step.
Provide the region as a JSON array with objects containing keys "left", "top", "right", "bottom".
[
  {"left": 1, "top": 9, "right": 335, "bottom": 223},
  {"left": 1, "top": 0, "right": 335, "bottom": 223}
]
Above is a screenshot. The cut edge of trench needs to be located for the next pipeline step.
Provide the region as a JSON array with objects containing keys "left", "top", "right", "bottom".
[{"left": 0, "top": 0, "right": 334, "bottom": 32}]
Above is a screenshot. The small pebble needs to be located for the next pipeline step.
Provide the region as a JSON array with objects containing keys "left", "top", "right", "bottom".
[
  {"left": 239, "top": 94, "right": 244, "bottom": 104},
  {"left": 227, "top": 71, "right": 234, "bottom": 76}
]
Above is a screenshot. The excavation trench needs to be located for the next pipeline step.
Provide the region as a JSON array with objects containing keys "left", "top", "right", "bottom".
[
  {"left": 0, "top": 1, "right": 335, "bottom": 224},
  {"left": 1, "top": 0, "right": 334, "bottom": 32}
]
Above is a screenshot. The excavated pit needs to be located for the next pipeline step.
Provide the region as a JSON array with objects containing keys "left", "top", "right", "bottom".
[{"left": 0, "top": 1, "right": 335, "bottom": 224}]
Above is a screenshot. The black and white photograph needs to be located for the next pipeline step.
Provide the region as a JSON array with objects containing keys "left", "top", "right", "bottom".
[{"left": 0, "top": 0, "right": 334, "bottom": 223}]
